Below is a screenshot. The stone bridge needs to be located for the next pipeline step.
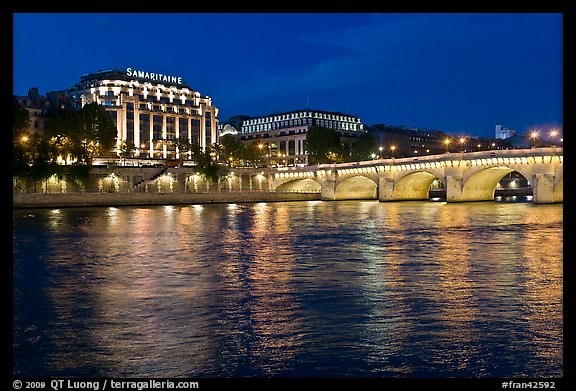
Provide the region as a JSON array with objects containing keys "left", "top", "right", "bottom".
[{"left": 229, "top": 147, "right": 562, "bottom": 203}]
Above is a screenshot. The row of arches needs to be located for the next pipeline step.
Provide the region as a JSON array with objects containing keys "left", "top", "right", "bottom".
[{"left": 274, "top": 168, "right": 563, "bottom": 202}]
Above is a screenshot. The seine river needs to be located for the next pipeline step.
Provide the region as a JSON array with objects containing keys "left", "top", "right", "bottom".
[{"left": 13, "top": 199, "right": 563, "bottom": 378}]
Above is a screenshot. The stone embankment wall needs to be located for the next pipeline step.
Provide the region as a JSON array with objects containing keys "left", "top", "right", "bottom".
[{"left": 13, "top": 192, "right": 321, "bottom": 209}]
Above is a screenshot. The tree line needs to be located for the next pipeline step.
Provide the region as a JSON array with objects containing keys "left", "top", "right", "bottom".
[{"left": 13, "top": 101, "right": 116, "bottom": 187}]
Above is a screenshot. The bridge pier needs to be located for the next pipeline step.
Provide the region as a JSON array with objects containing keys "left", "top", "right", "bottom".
[
  {"left": 378, "top": 177, "right": 395, "bottom": 201},
  {"left": 532, "top": 173, "right": 556, "bottom": 204},
  {"left": 320, "top": 177, "right": 337, "bottom": 200},
  {"left": 445, "top": 175, "right": 465, "bottom": 202}
]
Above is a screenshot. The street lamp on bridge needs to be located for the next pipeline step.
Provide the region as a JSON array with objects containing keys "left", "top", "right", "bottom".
[
  {"left": 459, "top": 137, "right": 467, "bottom": 152},
  {"left": 549, "top": 129, "right": 558, "bottom": 147},
  {"left": 530, "top": 130, "right": 539, "bottom": 148},
  {"left": 443, "top": 138, "right": 451, "bottom": 153}
]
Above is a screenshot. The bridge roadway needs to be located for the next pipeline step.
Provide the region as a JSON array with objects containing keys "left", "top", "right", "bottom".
[{"left": 224, "top": 147, "right": 562, "bottom": 203}]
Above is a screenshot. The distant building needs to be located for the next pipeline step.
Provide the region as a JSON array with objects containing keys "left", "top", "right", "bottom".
[
  {"left": 237, "top": 109, "right": 364, "bottom": 165},
  {"left": 369, "top": 125, "right": 447, "bottom": 156},
  {"left": 495, "top": 124, "right": 516, "bottom": 139},
  {"left": 504, "top": 134, "right": 531, "bottom": 149},
  {"left": 13, "top": 87, "right": 72, "bottom": 135},
  {"left": 219, "top": 124, "right": 239, "bottom": 137}
]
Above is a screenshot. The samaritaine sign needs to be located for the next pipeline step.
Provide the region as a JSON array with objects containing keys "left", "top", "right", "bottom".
[{"left": 126, "top": 67, "right": 183, "bottom": 85}]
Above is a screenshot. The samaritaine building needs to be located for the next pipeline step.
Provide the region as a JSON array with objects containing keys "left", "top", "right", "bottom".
[{"left": 65, "top": 68, "right": 219, "bottom": 160}]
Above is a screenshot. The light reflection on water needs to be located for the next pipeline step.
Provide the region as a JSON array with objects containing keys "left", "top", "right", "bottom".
[{"left": 13, "top": 200, "right": 562, "bottom": 378}]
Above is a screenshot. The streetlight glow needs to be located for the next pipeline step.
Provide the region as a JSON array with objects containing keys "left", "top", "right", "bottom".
[
  {"left": 550, "top": 129, "right": 558, "bottom": 138},
  {"left": 530, "top": 130, "right": 539, "bottom": 148}
]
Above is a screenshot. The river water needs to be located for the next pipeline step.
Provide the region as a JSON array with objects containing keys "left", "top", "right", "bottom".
[{"left": 12, "top": 199, "right": 563, "bottom": 378}]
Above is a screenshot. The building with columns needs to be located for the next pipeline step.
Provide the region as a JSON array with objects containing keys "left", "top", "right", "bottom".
[
  {"left": 64, "top": 68, "right": 219, "bottom": 160},
  {"left": 237, "top": 109, "right": 364, "bottom": 166}
]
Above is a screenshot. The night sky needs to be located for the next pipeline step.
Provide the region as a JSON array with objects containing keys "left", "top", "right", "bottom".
[{"left": 12, "top": 12, "right": 563, "bottom": 138}]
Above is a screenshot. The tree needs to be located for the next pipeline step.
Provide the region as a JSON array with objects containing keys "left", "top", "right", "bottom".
[
  {"left": 172, "top": 138, "right": 193, "bottom": 161},
  {"left": 245, "top": 141, "right": 264, "bottom": 167},
  {"left": 47, "top": 103, "right": 116, "bottom": 164},
  {"left": 48, "top": 108, "right": 83, "bottom": 162},
  {"left": 190, "top": 143, "right": 227, "bottom": 183},
  {"left": 118, "top": 140, "right": 136, "bottom": 160},
  {"left": 349, "top": 131, "right": 377, "bottom": 162},
  {"left": 13, "top": 101, "right": 31, "bottom": 139},
  {"left": 13, "top": 101, "right": 32, "bottom": 177},
  {"left": 305, "top": 126, "right": 341, "bottom": 164},
  {"left": 80, "top": 103, "right": 117, "bottom": 159}
]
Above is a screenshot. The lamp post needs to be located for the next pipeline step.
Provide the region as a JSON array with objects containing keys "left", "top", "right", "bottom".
[
  {"left": 530, "top": 130, "right": 539, "bottom": 148},
  {"left": 549, "top": 129, "right": 558, "bottom": 147},
  {"left": 459, "top": 137, "right": 466, "bottom": 153},
  {"left": 257, "top": 143, "right": 265, "bottom": 167},
  {"left": 390, "top": 145, "right": 396, "bottom": 165},
  {"left": 378, "top": 146, "right": 383, "bottom": 159},
  {"left": 443, "top": 138, "right": 451, "bottom": 153}
]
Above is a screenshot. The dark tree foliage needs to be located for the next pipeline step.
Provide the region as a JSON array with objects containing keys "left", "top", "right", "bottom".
[
  {"left": 13, "top": 101, "right": 31, "bottom": 138},
  {"left": 80, "top": 103, "right": 117, "bottom": 157},
  {"left": 305, "top": 126, "right": 341, "bottom": 164},
  {"left": 190, "top": 143, "right": 228, "bottom": 183},
  {"left": 349, "top": 131, "right": 377, "bottom": 162}
]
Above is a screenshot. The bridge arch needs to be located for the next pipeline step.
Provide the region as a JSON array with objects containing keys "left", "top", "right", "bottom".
[
  {"left": 275, "top": 178, "right": 321, "bottom": 192},
  {"left": 392, "top": 171, "right": 441, "bottom": 201},
  {"left": 335, "top": 175, "right": 377, "bottom": 200},
  {"left": 461, "top": 166, "right": 525, "bottom": 201}
]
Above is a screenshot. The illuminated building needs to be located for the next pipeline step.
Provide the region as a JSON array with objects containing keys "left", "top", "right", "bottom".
[
  {"left": 64, "top": 68, "right": 219, "bottom": 160},
  {"left": 237, "top": 109, "right": 364, "bottom": 165}
]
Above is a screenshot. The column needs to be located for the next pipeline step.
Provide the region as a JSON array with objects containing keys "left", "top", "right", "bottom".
[
  {"left": 199, "top": 113, "right": 206, "bottom": 150},
  {"left": 162, "top": 114, "right": 167, "bottom": 159},
  {"left": 134, "top": 107, "right": 140, "bottom": 153},
  {"left": 149, "top": 113, "right": 153, "bottom": 158},
  {"left": 175, "top": 115, "right": 180, "bottom": 159}
]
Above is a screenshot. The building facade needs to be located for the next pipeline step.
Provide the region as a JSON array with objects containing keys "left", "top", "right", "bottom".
[
  {"left": 64, "top": 68, "right": 219, "bottom": 160},
  {"left": 238, "top": 109, "right": 364, "bottom": 165},
  {"left": 495, "top": 124, "right": 515, "bottom": 139},
  {"left": 14, "top": 88, "right": 72, "bottom": 135}
]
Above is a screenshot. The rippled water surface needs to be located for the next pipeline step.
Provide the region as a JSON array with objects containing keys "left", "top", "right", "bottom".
[{"left": 13, "top": 200, "right": 563, "bottom": 378}]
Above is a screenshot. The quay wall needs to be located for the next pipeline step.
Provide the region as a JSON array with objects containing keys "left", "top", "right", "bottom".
[{"left": 13, "top": 191, "right": 321, "bottom": 209}]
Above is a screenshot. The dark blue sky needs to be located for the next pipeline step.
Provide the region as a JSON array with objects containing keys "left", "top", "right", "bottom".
[{"left": 13, "top": 13, "right": 563, "bottom": 138}]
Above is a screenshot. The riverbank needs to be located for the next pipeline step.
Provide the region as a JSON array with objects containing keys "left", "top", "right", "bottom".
[{"left": 12, "top": 192, "right": 321, "bottom": 209}]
